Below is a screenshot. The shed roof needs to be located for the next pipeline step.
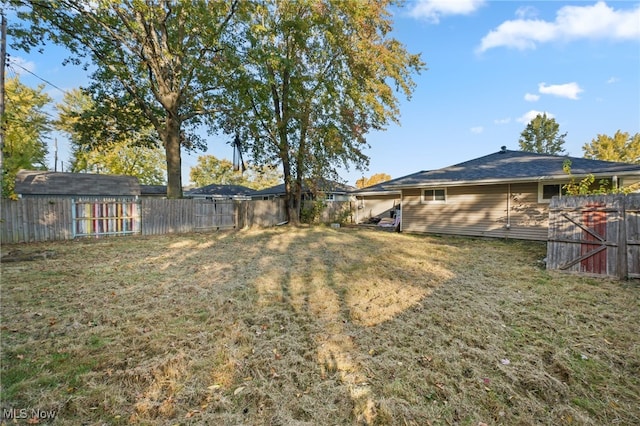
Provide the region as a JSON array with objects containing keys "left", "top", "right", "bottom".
[
  {"left": 386, "top": 149, "right": 640, "bottom": 188},
  {"left": 15, "top": 170, "right": 140, "bottom": 196}
]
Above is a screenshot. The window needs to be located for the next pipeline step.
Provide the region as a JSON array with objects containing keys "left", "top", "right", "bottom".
[
  {"left": 422, "top": 188, "right": 446, "bottom": 203},
  {"left": 539, "top": 183, "right": 567, "bottom": 203}
]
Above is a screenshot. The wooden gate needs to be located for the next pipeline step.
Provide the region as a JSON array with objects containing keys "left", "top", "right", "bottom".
[
  {"left": 194, "top": 199, "right": 236, "bottom": 231},
  {"left": 547, "top": 194, "right": 640, "bottom": 279}
]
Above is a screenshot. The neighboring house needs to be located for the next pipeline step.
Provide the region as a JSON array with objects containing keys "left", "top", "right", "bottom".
[
  {"left": 250, "top": 180, "right": 355, "bottom": 201},
  {"left": 251, "top": 179, "right": 356, "bottom": 223},
  {"left": 140, "top": 185, "right": 167, "bottom": 198},
  {"left": 14, "top": 170, "right": 140, "bottom": 198},
  {"left": 384, "top": 148, "right": 640, "bottom": 241},
  {"left": 185, "top": 183, "right": 255, "bottom": 200}
]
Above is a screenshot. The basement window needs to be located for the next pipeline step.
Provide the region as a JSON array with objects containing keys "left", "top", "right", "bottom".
[{"left": 422, "top": 188, "right": 446, "bottom": 204}]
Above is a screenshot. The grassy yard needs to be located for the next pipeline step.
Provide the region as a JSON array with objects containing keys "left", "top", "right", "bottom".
[{"left": 1, "top": 226, "right": 639, "bottom": 425}]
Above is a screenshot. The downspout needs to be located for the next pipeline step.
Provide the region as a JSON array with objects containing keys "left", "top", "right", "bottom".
[
  {"left": 399, "top": 192, "right": 403, "bottom": 232},
  {"left": 507, "top": 184, "right": 511, "bottom": 229}
]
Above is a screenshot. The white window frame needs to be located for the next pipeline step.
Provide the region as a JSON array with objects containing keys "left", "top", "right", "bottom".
[
  {"left": 538, "top": 182, "right": 568, "bottom": 203},
  {"left": 422, "top": 188, "right": 447, "bottom": 204}
]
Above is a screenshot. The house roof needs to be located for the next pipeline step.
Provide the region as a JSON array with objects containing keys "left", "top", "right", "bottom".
[
  {"left": 350, "top": 175, "right": 408, "bottom": 195},
  {"left": 140, "top": 185, "right": 167, "bottom": 196},
  {"left": 386, "top": 149, "right": 640, "bottom": 188},
  {"left": 185, "top": 183, "right": 255, "bottom": 197},
  {"left": 15, "top": 170, "right": 140, "bottom": 196},
  {"left": 251, "top": 179, "right": 355, "bottom": 197}
]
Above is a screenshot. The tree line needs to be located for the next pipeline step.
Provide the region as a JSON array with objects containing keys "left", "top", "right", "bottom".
[{"left": 4, "top": 0, "right": 424, "bottom": 224}]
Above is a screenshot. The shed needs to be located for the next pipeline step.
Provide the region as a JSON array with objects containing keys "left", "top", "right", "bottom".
[{"left": 15, "top": 170, "right": 140, "bottom": 198}]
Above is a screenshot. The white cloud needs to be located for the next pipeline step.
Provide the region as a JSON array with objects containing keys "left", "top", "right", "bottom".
[
  {"left": 524, "top": 93, "right": 540, "bottom": 102},
  {"left": 538, "top": 82, "right": 583, "bottom": 100},
  {"left": 470, "top": 126, "right": 484, "bottom": 134},
  {"left": 517, "top": 110, "right": 554, "bottom": 124},
  {"left": 477, "top": 1, "right": 640, "bottom": 52},
  {"left": 515, "top": 6, "right": 538, "bottom": 20},
  {"left": 494, "top": 117, "right": 511, "bottom": 125},
  {"left": 409, "top": 0, "right": 485, "bottom": 23},
  {"left": 7, "top": 56, "right": 36, "bottom": 74},
  {"left": 606, "top": 77, "right": 620, "bottom": 84}
]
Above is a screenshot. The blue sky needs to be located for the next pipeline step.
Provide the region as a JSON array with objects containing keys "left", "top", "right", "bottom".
[{"left": 6, "top": 1, "right": 640, "bottom": 187}]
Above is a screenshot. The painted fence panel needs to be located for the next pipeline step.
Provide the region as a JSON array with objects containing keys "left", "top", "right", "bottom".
[
  {"left": 547, "top": 194, "right": 639, "bottom": 279},
  {"left": 72, "top": 198, "right": 141, "bottom": 237}
]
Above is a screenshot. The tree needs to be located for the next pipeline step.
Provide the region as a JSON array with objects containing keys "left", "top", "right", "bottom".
[
  {"left": 190, "top": 155, "right": 243, "bottom": 187},
  {"left": 10, "top": 1, "right": 244, "bottom": 198},
  {"left": 355, "top": 173, "right": 392, "bottom": 188},
  {"left": 220, "top": 0, "right": 424, "bottom": 223},
  {"left": 518, "top": 113, "right": 567, "bottom": 155},
  {"left": 55, "top": 89, "right": 166, "bottom": 184},
  {"left": 2, "top": 76, "right": 51, "bottom": 198},
  {"left": 190, "top": 154, "right": 281, "bottom": 190},
  {"left": 582, "top": 130, "right": 640, "bottom": 164}
]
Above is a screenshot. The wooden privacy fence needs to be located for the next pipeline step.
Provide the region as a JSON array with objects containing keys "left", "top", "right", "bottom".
[
  {"left": 1, "top": 198, "right": 289, "bottom": 243},
  {"left": 547, "top": 194, "right": 640, "bottom": 279}
]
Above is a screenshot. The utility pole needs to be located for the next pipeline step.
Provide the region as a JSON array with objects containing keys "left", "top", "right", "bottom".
[{"left": 0, "top": 12, "right": 6, "bottom": 193}]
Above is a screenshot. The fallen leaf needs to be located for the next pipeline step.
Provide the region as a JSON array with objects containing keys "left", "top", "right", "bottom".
[{"left": 233, "top": 386, "right": 245, "bottom": 396}]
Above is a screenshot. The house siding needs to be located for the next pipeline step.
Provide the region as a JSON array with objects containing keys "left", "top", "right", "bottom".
[
  {"left": 354, "top": 194, "right": 400, "bottom": 223},
  {"left": 401, "top": 183, "right": 548, "bottom": 241}
]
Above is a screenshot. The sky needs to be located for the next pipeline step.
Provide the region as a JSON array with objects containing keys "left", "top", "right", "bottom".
[{"left": 5, "top": 0, "right": 640, "bottom": 187}]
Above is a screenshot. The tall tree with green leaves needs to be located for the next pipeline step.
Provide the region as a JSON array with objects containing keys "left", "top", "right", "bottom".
[
  {"left": 190, "top": 154, "right": 281, "bottom": 190},
  {"left": 518, "top": 113, "right": 567, "bottom": 155},
  {"left": 220, "top": 0, "right": 425, "bottom": 223},
  {"left": 55, "top": 89, "right": 166, "bottom": 184},
  {"left": 9, "top": 1, "right": 244, "bottom": 198},
  {"left": 582, "top": 130, "right": 640, "bottom": 164},
  {"left": 2, "top": 76, "right": 51, "bottom": 198}
]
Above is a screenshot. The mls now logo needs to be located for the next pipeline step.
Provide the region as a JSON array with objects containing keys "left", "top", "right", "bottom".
[{"left": 2, "top": 408, "right": 57, "bottom": 421}]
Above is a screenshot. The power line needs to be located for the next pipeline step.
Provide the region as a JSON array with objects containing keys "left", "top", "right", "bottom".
[{"left": 6, "top": 56, "right": 69, "bottom": 95}]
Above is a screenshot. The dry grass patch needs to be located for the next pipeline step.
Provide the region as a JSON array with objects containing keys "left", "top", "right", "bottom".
[{"left": 1, "top": 226, "right": 639, "bottom": 425}]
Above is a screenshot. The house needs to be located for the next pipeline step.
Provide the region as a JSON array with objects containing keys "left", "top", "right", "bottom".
[
  {"left": 250, "top": 179, "right": 356, "bottom": 223},
  {"left": 185, "top": 183, "right": 255, "bottom": 200},
  {"left": 14, "top": 170, "right": 140, "bottom": 198},
  {"left": 250, "top": 180, "right": 355, "bottom": 202},
  {"left": 139, "top": 185, "right": 167, "bottom": 198},
  {"left": 384, "top": 148, "right": 640, "bottom": 241}
]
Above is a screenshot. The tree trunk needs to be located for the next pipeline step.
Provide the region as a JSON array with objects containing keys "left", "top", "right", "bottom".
[
  {"left": 164, "top": 115, "right": 183, "bottom": 198},
  {"left": 282, "top": 162, "right": 300, "bottom": 225}
]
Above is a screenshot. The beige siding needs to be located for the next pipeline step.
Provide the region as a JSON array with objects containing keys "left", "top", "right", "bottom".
[
  {"left": 401, "top": 183, "right": 549, "bottom": 241},
  {"left": 355, "top": 194, "right": 400, "bottom": 223}
]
